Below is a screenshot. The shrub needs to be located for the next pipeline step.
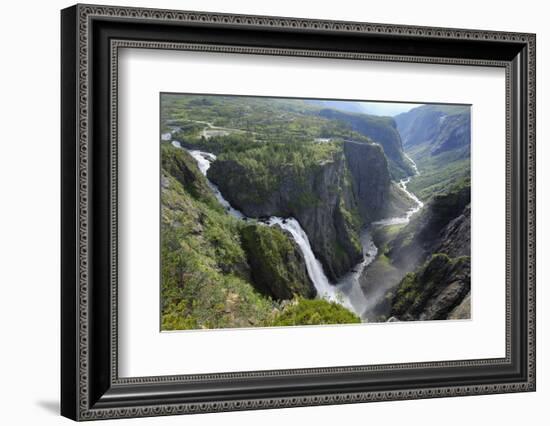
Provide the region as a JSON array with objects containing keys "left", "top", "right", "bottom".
[{"left": 267, "top": 297, "right": 360, "bottom": 326}]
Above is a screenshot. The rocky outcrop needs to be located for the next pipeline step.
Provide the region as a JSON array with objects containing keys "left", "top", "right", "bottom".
[
  {"left": 395, "top": 106, "right": 446, "bottom": 148},
  {"left": 208, "top": 149, "right": 362, "bottom": 281},
  {"left": 430, "top": 113, "right": 470, "bottom": 156},
  {"left": 434, "top": 205, "right": 470, "bottom": 258},
  {"left": 388, "top": 185, "right": 471, "bottom": 271},
  {"left": 390, "top": 254, "right": 470, "bottom": 321},
  {"left": 318, "top": 109, "right": 414, "bottom": 178},
  {"left": 161, "top": 143, "right": 217, "bottom": 206},
  {"left": 240, "top": 223, "right": 315, "bottom": 300},
  {"left": 359, "top": 184, "right": 471, "bottom": 321},
  {"left": 448, "top": 292, "right": 471, "bottom": 320},
  {"left": 383, "top": 186, "right": 471, "bottom": 321}
]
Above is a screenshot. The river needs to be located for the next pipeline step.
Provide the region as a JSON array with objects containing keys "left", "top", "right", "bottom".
[{"left": 176, "top": 142, "right": 423, "bottom": 320}]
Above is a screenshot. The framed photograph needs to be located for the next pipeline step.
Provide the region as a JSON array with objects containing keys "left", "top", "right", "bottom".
[{"left": 61, "top": 4, "right": 536, "bottom": 421}]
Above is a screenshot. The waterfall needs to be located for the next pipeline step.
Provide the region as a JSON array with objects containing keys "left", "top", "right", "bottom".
[
  {"left": 265, "top": 217, "right": 347, "bottom": 305},
  {"left": 183, "top": 147, "right": 350, "bottom": 307},
  {"left": 185, "top": 147, "right": 244, "bottom": 219},
  {"left": 177, "top": 144, "right": 423, "bottom": 320}
]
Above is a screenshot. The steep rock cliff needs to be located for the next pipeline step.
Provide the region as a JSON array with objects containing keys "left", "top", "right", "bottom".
[
  {"left": 318, "top": 109, "right": 415, "bottom": 178},
  {"left": 208, "top": 148, "right": 362, "bottom": 281},
  {"left": 388, "top": 185, "right": 471, "bottom": 271},
  {"left": 359, "top": 184, "right": 471, "bottom": 321},
  {"left": 343, "top": 141, "right": 390, "bottom": 223},
  {"left": 390, "top": 254, "right": 471, "bottom": 321}
]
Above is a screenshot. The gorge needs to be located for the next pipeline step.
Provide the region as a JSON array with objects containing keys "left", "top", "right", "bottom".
[
  {"left": 175, "top": 135, "right": 423, "bottom": 320},
  {"left": 160, "top": 94, "right": 471, "bottom": 329}
]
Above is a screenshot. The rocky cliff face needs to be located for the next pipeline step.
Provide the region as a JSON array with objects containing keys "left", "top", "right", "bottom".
[
  {"left": 208, "top": 149, "right": 363, "bottom": 281},
  {"left": 388, "top": 185, "right": 471, "bottom": 271},
  {"left": 433, "top": 204, "right": 470, "bottom": 258},
  {"left": 430, "top": 113, "right": 471, "bottom": 157},
  {"left": 360, "top": 184, "right": 471, "bottom": 321},
  {"left": 208, "top": 140, "right": 411, "bottom": 282},
  {"left": 386, "top": 187, "right": 471, "bottom": 320},
  {"left": 390, "top": 254, "right": 470, "bottom": 321},
  {"left": 395, "top": 106, "right": 447, "bottom": 148},
  {"left": 318, "top": 109, "right": 414, "bottom": 178},
  {"left": 343, "top": 141, "right": 391, "bottom": 223}
]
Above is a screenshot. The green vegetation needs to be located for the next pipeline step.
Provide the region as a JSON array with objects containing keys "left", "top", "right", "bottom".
[
  {"left": 160, "top": 95, "right": 472, "bottom": 328},
  {"left": 161, "top": 162, "right": 275, "bottom": 330},
  {"left": 161, "top": 145, "right": 360, "bottom": 330},
  {"left": 406, "top": 146, "right": 470, "bottom": 201},
  {"left": 161, "top": 144, "right": 219, "bottom": 208},
  {"left": 372, "top": 223, "right": 406, "bottom": 248},
  {"left": 215, "top": 140, "right": 342, "bottom": 203},
  {"left": 240, "top": 223, "right": 315, "bottom": 300},
  {"left": 161, "top": 94, "right": 371, "bottom": 153},
  {"left": 319, "top": 108, "right": 415, "bottom": 179},
  {"left": 267, "top": 297, "right": 361, "bottom": 326}
]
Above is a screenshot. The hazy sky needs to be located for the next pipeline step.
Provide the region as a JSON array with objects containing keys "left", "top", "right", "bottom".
[
  {"left": 316, "top": 99, "right": 424, "bottom": 117},
  {"left": 359, "top": 102, "right": 424, "bottom": 117}
]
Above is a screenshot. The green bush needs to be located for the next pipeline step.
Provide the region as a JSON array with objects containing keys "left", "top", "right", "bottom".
[{"left": 267, "top": 297, "right": 360, "bottom": 327}]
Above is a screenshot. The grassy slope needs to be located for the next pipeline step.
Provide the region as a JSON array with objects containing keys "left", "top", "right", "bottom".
[
  {"left": 162, "top": 94, "right": 371, "bottom": 149},
  {"left": 161, "top": 165, "right": 275, "bottom": 330}
]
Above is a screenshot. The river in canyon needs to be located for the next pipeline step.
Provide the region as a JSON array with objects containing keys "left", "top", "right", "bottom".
[{"left": 174, "top": 142, "right": 423, "bottom": 320}]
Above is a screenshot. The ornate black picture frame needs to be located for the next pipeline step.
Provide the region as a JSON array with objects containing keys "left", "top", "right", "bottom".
[{"left": 61, "top": 4, "right": 536, "bottom": 421}]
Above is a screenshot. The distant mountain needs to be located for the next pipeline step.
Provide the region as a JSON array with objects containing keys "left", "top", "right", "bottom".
[
  {"left": 394, "top": 104, "right": 471, "bottom": 200},
  {"left": 317, "top": 108, "right": 415, "bottom": 179},
  {"left": 395, "top": 104, "right": 470, "bottom": 151}
]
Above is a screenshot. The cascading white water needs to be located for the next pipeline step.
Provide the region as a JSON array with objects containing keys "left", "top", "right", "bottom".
[
  {"left": 182, "top": 146, "right": 352, "bottom": 307},
  {"left": 404, "top": 152, "right": 419, "bottom": 175},
  {"left": 372, "top": 155, "right": 424, "bottom": 227},
  {"left": 185, "top": 147, "right": 244, "bottom": 219},
  {"left": 175, "top": 143, "right": 423, "bottom": 320},
  {"left": 265, "top": 217, "right": 349, "bottom": 305},
  {"left": 334, "top": 229, "right": 378, "bottom": 316}
]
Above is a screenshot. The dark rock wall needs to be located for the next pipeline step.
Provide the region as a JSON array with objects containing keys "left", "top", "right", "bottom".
[
  {"left": 343, "top": 141, "right": 391, "bottom": 223},
  {"left": 209, "top": 150, "right": 363, "bottom": 281},
  {"left": 319, "top": 109, "right": 414, "bottom": 178}
]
